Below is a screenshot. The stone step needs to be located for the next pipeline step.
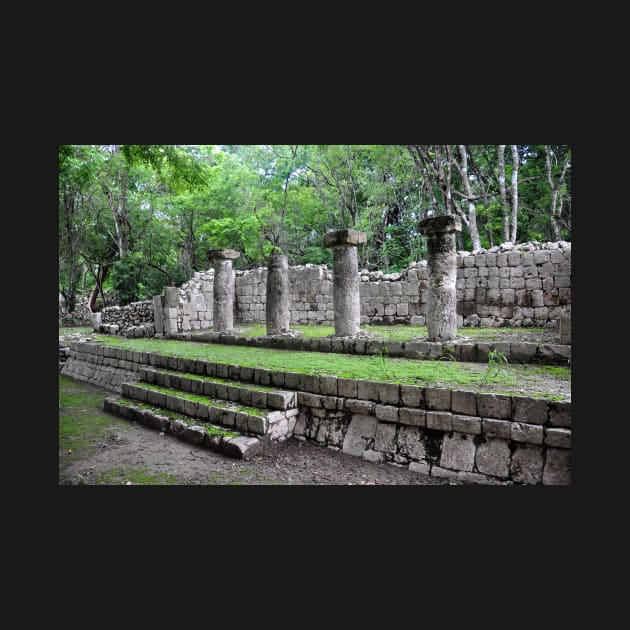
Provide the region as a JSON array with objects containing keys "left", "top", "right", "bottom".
[
  {"left": 103, "top": 396, "right": 261, "bottom": 459},
  {"left": 121, "top": 381, "right": 296, "bottom": 441},
  {"left": 137, "top": 366, "right": 297, "bottom": 411}
]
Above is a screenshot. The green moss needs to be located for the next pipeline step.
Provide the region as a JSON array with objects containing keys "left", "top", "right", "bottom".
[
  {"left": 152, "top": 367, "right": 273, "bottom": 392},
  {"left": 59, "top": 375, "right": 135, "bottom": 471},
  {"left": 92, "top": 467, "right": 181, "bottom": 485},
  {"left": 134, "top": 382, "right": 263, "bottom": 416},
  {"left": 115, "top": 396, "right": 240, "bottom": 438}
]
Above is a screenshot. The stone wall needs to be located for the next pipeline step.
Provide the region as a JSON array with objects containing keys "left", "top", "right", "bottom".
[
  {"left": 100, "top": 301, "right": 155, "bottom": 337},
  {"left": 167, "top": 240, "right": 571, "bottom": 331},
  {"left": 62, "top": 341, "right": 571, "bottom": 484}
]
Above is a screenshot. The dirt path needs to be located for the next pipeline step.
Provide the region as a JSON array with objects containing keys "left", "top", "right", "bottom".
[{"left": 59, "top": 376, "right": 464, "bottom": 486}]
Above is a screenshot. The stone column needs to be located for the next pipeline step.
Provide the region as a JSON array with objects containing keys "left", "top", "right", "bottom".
[
  {"left": 266, "top": 253, "right": 290, "bottom": 334},
  {"left": 323, "top": 229, "right": 366, "bottom": 336},
  {"left": 419, "top": 215, "right": 462, "bottom": 342},
  {"left": 89, "top": 312, "right": 102, "bottom": 332},
  {"left": 152, "top": 295, "right": 164, "bottom": 334},
  {"left": 208, "top": 249, "right": 240, "bottom": 333},
  {"left": 162, "top": 286, "right": 180, "bottom": 336}
]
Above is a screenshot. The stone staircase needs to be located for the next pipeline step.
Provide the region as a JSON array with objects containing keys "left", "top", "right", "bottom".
[{"left": 104, "top": 366, "right": 299, "bottom": 459}]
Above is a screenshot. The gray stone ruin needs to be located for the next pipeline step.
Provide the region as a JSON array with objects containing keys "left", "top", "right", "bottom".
[
  {"left": 560, "top": 311, "right": 571, "bottom": 345},
  {"left": 418, "top": 215, "right": 462, "bottom": 342},
  {"left": 266, "top": 253, "right": 291, "bottom": 334},
  {"left": 162, "top": 286, "right": 180, "bottom": 336},
  {"left": 208, "top": 248, "right": 240, "bottom": 333},
  {"left": 323, "top": 228, "right": 367, "bottom": 336}
]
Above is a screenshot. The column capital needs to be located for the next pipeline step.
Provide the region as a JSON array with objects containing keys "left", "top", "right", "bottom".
[
  {"left": 419, "top": 215, "right": 462, "bottom": 236},
  {"left": 323, "top": 229, "right": 366, "bottom": 248},
  {"left": 208, "top": 248, "right": 241, "bottom": 261}
]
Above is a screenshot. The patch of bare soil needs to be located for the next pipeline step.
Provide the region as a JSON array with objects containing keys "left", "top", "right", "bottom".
[
  {"left": 59, "top": 381, "right": 465, "bottom": 486},
  {"left": 60, "top": 423, "right": 463, "bottom": 486}
]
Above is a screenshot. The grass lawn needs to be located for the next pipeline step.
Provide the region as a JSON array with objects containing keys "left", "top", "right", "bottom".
[{"left": 92, "top": 334, "right": 570, "bottom": 399}]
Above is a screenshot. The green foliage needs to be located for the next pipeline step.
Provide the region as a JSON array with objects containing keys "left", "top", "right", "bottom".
[
  {"left": 60, "top": 145, "right": 571, "bottom": 312},
  {"left": 481, "top": 349, "right": 509, "bottom": 384}
]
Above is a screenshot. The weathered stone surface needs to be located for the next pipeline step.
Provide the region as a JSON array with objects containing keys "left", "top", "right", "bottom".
[
  {"left": 363, "top": 449, "right": 383, "bottom": 463},
  {"left": 344, "top": 398, "right": 374, "bottom": 415},
  {"left": 511, "top": 422, "right": 544, "bottom": 445},
  {"left": 476, "top": 438, "right": 510, "bottom": 478},
  {"left": 560, "top": 311, "right": 571, "bottom": 344},
  {"left": 375, "top": 404, "right": 399, "bottom": 423},
  {"left": 396, "top": 425, "right": 426, "bottom": 461},
  {"left": 374, "top": 422, "right": 397, "bottom": 453},
  {"left": 425, "top": 387, "right": 452, "bottom": 411},
  {"left": 419, "top": 215, "right": 461, "bottom": 341},
  {"left": 510, "top": 445, "right": 543, "bottom": 484},
  {"left": 452, "top": 414, "right": 481, "bottom": 434},
  {"left": 482, "top": 418, "right": 512, "bottom": 440},
  {"left": 549, "top": 401, "right": 571, "bottom": 428},
  {"left": 319, "top": 375, "right": 338, "bottom": 396},
  {"left": 221, "top": 436, "right": 261, "bottom": 459},
  {"left": 265, "top": 253, "right": 291, "bottom": 334},
  {"left": 477, "top": 393, "right": 512, "bottom": 420},
  {"left": 457, "top": 471, "right": 505, "bottom": 485},
  {"left": 338, "top": 378, "right": 358, "bottom": 398},
  {"left": 544, "top": 428, "right": 571, "bottom": 448},
  {"left": 400, "top": 384, "right": 424, "bottom": 408},
  {"left": 378, "top": 382, "right": 400, "bottom": 405},
  {"left": 208, "top": 248, "right": 241, "bottom": 260},
  {"left": 409, "top": 461, "right": 430, "bottom": 476},
  {"left": 182, "top": 425, "right": 206, "bottom": 446},
  {"left": 329, "top": 240, "right": 362, "bottom": 336},
  {"left": 247, "top": 414, "right": 267, "bottom": 434},
  {"left": 440, "top": 432, "right": 475, "bottom": 471},
  {"left": 323, "top": 228, "right": 367, "bottom": 247},
  {"left": 399, "top": 408, "right": 426, "bottom": 427},
  {"left": 297, "top": 392, "right": 322, "bottom": 408},
  {"left": 266, "top": 391, "right": 296, "bottom": 410},
  {"left": 512, "top": 397, "right": 548, "bottom": 425},
  {"left": 357, "top": 379, "right": 380, "bottom": 402},
  {"left": 431, "top": 466, "right": 458, "bottom": 479},
  {"left": 510, "top": 342, "right": 537, "bottom": 363},
  {"left": 212, "top": 255, "right": 238, "bottom": 333},
  {"left": 426, "top": 411, "right": 452, "bottom": 432},
  {"left": 163, "top": 286, "right": 180, "bottom": 307},
  {"left": 542, "top": 448, "right": 571, "bottom": 485},
  {"left": 342, "top": 414, "right": 377, "bottom": 456},
  {"left": 451, "top": 390, "right": 477, "bottom": 416}
]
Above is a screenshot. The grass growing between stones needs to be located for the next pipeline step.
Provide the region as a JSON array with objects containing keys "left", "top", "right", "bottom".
[
  {"left": 136, "top": 382, "right": 264, "bottom": 416},
  {"left": 93, "top": 335, "right": 570, "bottom": 399},
  {"left": 59, "top": 374, "right": 132, "bottom": 471},
  {"left": 222, "top": 323, "right": 556, "bottom": 343},
  {"left": 116, "top": 398, "right": 240, "bottom": 437}
]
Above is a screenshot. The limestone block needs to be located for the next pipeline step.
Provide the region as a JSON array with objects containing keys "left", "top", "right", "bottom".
[
  {"left": 426, "top": 411, "right": 452, "bottom": 432},
  {"left": 542, "top": 448, "right": 571, "bottom": 485},
  {"left": 440, "top": 432, "right": 475, "bottom": 471},
  {"left": 476, "top": 438, "right": 510, "bottom": 478},
  {"left": 510, "top": 444, "right": 543, "bottom": 484}
]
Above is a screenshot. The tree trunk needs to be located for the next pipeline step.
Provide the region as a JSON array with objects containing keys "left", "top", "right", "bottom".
[
  {"left": 457, "top": 145, "right": 482, "bottom": 251},
  {"left": 87, "top": 265, "right": 109, "bottom": 313},
  {"left": 545, "top": 145, "right": 569, "bottom": 241},
  {"left": 509, "top": 145, "right": 519, "bottom": 243},
  {"left": 497, "top": 145, "right": 510, "bottom": 242}
]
